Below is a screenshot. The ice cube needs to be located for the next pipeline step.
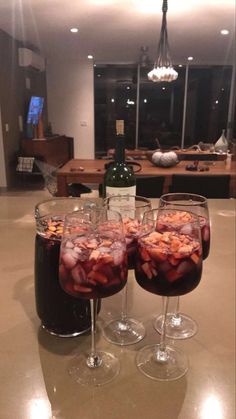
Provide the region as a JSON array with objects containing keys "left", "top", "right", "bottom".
[
  {"left": 176, "top": 260, "right": 193, "bottom": 274},
  {"left": 180, "top": 224, "right": 192, "bottom": 235},
  {"left": 61, "top": 251, "right": 78, "bottom": 269},
  {"left": 159, "top": 260, "right": 172, "bottom": 273},
  {"left": 65, "top": 240, "right": 74, "bottom": 249},
  {"left": 202, "top": 226, "right": 210, "bottom": 242},
  {"left": 71, "top": 264, "right": 87, "bottom": 284},
  {"left": 112, "top": 249, "right": 124, "bottom": 266}
]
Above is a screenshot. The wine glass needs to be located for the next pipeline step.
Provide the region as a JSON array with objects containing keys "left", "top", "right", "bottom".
[
  {"left": 59, "top": 207, "right": 128, "bottom": 386},
  {"left": 102, "top": 195, "right": 151, "bottom": 345},
  {"left": 153, "top": 193, "right": 210, "bottom": 339},
  {"left": 135, "top": 208, "right": 203, "bottom": 381}
]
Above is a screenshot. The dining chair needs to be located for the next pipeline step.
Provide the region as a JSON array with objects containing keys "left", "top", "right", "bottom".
[
  {"left": 169, "top": 174, "right": 230, "bottom": 198},
  {"left": 136, "top": 176, "right": 165, "bottom": 198}
]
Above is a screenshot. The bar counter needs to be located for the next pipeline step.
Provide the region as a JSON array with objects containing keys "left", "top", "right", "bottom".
[{"left": 0, "top": 195, "right": 235, "bottom": 419}]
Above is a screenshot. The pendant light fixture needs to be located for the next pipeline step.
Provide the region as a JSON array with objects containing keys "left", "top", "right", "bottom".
[{"left": 148, "top": 0, "right": 178, "bottom": 82}]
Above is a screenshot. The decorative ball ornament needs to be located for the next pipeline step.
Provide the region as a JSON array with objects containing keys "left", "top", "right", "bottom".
[{"left": 152, "top": 151, "right": 178, "bottom": 167}]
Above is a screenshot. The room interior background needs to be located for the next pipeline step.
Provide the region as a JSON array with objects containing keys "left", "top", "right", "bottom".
[{"left": 0, "top": 0, "right": 235, "bottom": 188}]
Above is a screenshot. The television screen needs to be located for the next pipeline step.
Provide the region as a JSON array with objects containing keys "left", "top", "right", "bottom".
[{"left": 27, "top": 96, "right": 44, "bottom": 125}]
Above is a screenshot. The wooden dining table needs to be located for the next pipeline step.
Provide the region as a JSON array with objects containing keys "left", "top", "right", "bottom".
[{"left": 56, "top": 158, "right": 236, "bottom": 197}]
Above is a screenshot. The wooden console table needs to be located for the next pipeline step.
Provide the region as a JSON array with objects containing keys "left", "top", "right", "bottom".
[
  {"left": 107, "top": 148, "right": 228, "bottom": 161},
  {"left": 56, "top": 159, "right": 236, "bottom": 197},
  {"left": 20, "top": 135, "right": 74, "bottom": 168}
]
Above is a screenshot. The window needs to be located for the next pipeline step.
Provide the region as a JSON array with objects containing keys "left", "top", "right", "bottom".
[{"left": 94, "top": 64, "right": 233, "bottom": 156}]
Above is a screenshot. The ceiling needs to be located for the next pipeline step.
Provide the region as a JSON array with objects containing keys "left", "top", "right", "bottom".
[{"left": 0, "top": 0, "right": 235, "bottom": 66}]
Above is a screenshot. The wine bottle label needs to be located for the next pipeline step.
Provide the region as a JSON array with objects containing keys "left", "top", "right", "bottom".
[
  {"left": 106, "top": 186, "right": 136, "bottom": 198},
  {"left": 105, "top": 190, "right": 136, "bottom": 219},
  {"left": 116, "top": 120, "right": 124, "bottom": 135}
]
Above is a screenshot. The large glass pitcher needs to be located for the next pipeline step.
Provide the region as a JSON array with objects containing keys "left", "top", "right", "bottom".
[{"left": 34, "top": 197, "right": 102, "bottom": 337}]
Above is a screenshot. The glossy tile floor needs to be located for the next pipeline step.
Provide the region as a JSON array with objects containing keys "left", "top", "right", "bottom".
[{"left": 0, "top": 186, "right": 235, "bottom": 419}]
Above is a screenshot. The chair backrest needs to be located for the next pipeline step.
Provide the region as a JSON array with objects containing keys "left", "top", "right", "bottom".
[
  {"left": 136, "top": 176, "right": 165, "bottom": 198},
  {"left": 169, "top": 174, "right": 230, "bottom": 198}
]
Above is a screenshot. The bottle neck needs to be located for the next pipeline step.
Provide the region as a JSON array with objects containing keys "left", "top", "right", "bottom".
[{"left": 114, "top": 135, "right": 125, "bottom": 163}]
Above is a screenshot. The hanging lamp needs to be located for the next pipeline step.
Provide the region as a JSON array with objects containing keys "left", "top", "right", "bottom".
[{"left": 148, "top": 0, "right": 178, "bottom": 82}]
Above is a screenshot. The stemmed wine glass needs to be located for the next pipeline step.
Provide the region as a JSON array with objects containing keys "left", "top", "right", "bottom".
[
  {"left": 135, "top": 208, "right": 203, "bottom": 381},
  {"left": 59, "top": 207, "right": 128, "bottom": 386},
  {"left": 153, "top": 193, "right": 210, "bottom": 339},
  {"left": 102, "top": 195, "right": 151, "bottom": 345}
]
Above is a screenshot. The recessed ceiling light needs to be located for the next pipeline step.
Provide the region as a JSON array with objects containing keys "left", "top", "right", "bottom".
[
  {"left": 162, "top": 87, "right": 166, "bottom": 90},
  {"left": 187, "top": 56, "right": 193, "bottom": 61},
  {"left": 87, "top": 55, "right": 93, "bottom": 60},
  {"left": 220, "top": 29, "right": 229, "bottom": 35},
  {"left": 70, "top": 28, "right": 79, "bottom": 33},
  {"left": 178, "top": 64, "right": 183, "bottom": 67},
  {"left": 93, "top": 64, "right": 97, "bottom": 67}
]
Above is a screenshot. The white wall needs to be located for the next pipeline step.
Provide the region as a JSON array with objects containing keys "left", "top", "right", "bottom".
[
  {"left": 46, "top": 56, "right": 94, "bottom": 159},
  {"left": 0, "top": 106, "right": 7, "bottom": 187}
]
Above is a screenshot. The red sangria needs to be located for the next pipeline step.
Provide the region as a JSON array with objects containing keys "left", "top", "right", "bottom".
[
  {"left": 153, "top": 193, "right": 210, "bottom": 340},
  {"left": 123, "top": 217, "right": 143, "bottom": 269},
  {"left": 34, "top": 198, "right": 102, "bottom": 337},
  {"left": 199, "top": 215, "right": 210, "bottom": 259},
  {"left": 135, "top": 208, "right": 202, "bottom": 381},
  {"left": 58, "top": 208, "right": 128, "bottom": 386},
  {"left": 59, "top": 231, "right": 128, "bottom": 299},
  {"left": 135, "top": 230, "right": 202, "bottom": 297}
]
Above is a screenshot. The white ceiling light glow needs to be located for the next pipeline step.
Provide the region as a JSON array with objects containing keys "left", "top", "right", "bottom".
[
  {"left": 147, "top": 0, "right": 178, "bottom": 83},
  {"left": 87, "top": 55, "right": 93, "bottom": 59}
]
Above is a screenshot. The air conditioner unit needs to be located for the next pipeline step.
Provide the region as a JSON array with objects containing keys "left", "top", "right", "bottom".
[{"left": 18, "top": 48, "right": 45, "bottom": 72}]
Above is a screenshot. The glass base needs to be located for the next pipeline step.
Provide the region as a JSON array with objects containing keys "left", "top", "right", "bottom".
[
  {"left": 136, "top": 344, "right": 188, "bottom": 381},
  {"left": 41, "top": 323, "right": 90, "bottom": 338},
  {"left": 103, "top": 317, "right": 146, "bottom": 346},
  {"left": 153, "top": 313, "right": 198, "bottom": 340},
  {"left": 68, "top": 351, "right": 120, "bottom": 386}
]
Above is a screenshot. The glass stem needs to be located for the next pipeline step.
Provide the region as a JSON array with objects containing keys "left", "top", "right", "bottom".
[
  {"left": 87, "top": 299, "right": 102, "bottom": 369},
  {"left": 160, "top": 297, "right": 169, "bottom": 352},
  {"left": 171, "top": 296, "right": 182, "bottom": 327},
  {"left": 121, "top": 283, "right": 128, "bottom": 323},
  {"left": 155, "top": 297, "right": 169, "bottom": 363}
]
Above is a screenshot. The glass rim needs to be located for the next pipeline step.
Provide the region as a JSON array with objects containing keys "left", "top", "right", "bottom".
[
  {"left": 159, "top": 193, "right": 208, "bottom": 206},
  {"left": 35, "top": 197, "right": 102, "bottom": 220},
  {"left": 104, "top": 194, "right": 151, "bottom": 207},
  {"left": 35, "top": 196, "right": 100, "bottom": 208}
]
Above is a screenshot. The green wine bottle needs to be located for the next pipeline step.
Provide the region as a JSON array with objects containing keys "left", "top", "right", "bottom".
[{"left": 104, "top": 120, "right": 136, "bottom": 197}]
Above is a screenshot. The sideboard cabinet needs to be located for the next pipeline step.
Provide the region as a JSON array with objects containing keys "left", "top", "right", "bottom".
[{"left": 20, "top": 135, "right": 74, "bottom": 168}]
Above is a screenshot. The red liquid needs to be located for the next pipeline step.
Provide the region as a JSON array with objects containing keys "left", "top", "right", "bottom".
[
  {"left": 124, "top": 218, "right": 142, "bottom": 270},
  {"left": 59, "top": 235, "right": 128, "bottom": 299},
  {"left": 135, "top": 232, "right": 202, "bottom": 297},
  {"left": 199, "top": 217, "right": 210, "bottom": 260},
  {"left": 35, "top": 234, "right": 94, "bottom": 336}
]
